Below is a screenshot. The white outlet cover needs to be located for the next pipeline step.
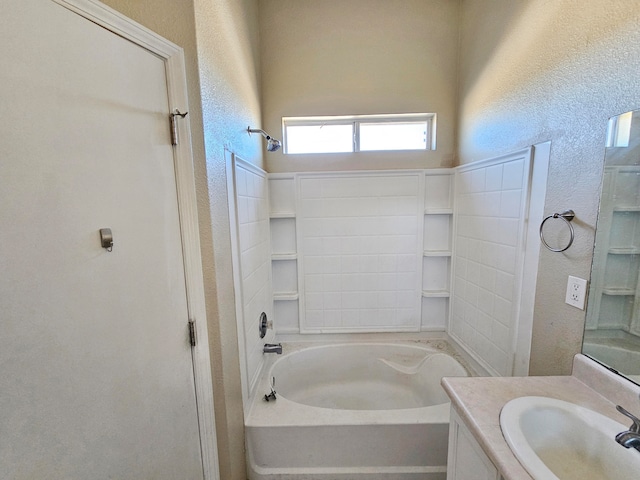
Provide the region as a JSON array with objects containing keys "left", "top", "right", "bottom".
[{"left": 565, "top": 275, "right": 588, "bottom": 310}]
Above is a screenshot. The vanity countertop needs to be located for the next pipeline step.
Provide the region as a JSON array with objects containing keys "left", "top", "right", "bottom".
[{"left": 441, "top": 354, "right": 640, "bottom": 480}]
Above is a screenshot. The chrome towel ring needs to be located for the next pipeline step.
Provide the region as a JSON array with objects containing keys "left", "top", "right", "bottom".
[{"left": 539, "top": 210, "right": 575, "bottom": 252}]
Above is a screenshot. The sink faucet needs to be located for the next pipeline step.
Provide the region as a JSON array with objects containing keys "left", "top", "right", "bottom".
[
  {"left": 615, "top": 404, "right": 640, "bottom": 452},
  {"left": 263, "top": 343, "right": 282, "bottom": 354}
]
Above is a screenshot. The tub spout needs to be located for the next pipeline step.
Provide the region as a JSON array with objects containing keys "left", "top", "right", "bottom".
[{"left": 263, "top": 343, "right": 282, "bottom": 354}]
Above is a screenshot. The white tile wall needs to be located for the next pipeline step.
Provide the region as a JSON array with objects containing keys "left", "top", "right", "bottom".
[
  {"left": 234, "top": 161, "right": 274, "bottom": 395},
  {"left": 450, "top": 151, "right": 531, "bottom": 376},
  {"left": 298, "top": 173, "right": 422, "bottom": 332}
]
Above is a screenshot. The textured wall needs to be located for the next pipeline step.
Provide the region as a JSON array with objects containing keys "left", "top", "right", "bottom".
[
  {"left": 100, "top": 1, "right": 263, "bottom": 478},
  {"left": 259, "top": 0, "right": 460, "bottom": 173},
  {"left": 457, "top": 0, "right": 640, "bottom": 374},
  {"left": 193, "top": 1, "right": 262, "bottom": 478}
]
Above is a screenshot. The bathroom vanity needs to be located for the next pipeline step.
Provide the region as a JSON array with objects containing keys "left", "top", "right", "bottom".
[{"left": 442, "top": 354, "right": 640, "bottom": 479}]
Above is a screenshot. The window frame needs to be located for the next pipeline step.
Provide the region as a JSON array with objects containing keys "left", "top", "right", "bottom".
[{"left": 282, "top": 113, "right": 436, "bottom": 154}]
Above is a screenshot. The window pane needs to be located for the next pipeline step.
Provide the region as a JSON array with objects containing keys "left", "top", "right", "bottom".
[
  {"left": 359, "top": 122, "right": 427, "bottom": 151},
  {"left": 285, "top": 124, "right": 353, "bottom": 154}
]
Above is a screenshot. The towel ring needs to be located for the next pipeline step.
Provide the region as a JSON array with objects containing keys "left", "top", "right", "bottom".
[{"left": 539, "top": 210, "right": 575, "bottom": 252}]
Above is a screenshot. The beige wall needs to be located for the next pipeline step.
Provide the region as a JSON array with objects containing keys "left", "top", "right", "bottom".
[
  {"left": 101, "top": 1, "right": 263, "bottom": 479},
  {"left": 259, "top": 0, "right": 460, "bottom": 172},
  {"left": 457, "top": 0, "right": 640, "bottom": 374}
]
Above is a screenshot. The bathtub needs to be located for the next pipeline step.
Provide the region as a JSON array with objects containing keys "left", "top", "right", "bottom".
[{"left": 245, "top": 341, "right": 471, "bottom": 480}]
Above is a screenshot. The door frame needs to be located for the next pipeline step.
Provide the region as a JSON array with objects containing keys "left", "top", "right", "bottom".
[{"left": 50, "top": 1, "right": 219, "bottom": 478}]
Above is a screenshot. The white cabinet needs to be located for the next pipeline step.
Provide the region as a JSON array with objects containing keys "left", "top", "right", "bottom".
[{"left": 447, "top": 407, "right": 501, "bottom": 480}]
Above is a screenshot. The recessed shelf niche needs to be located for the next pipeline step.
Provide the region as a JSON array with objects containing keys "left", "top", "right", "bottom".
[
  {"left": 268, "top": 175, "right": 299, "bottom": 333},
  {"left": 421, "top": 171, "right": 454, "bottom": 331}
]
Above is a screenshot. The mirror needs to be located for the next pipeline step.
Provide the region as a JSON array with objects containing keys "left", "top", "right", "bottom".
[{"left": 583, "top": 108, "right": 640, "bottom": 384}]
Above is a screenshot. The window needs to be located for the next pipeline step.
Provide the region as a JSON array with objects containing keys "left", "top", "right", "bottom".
[
  {"left": 282, "top": 113, "right": 436, "bottom": 154},
  {"left": 606, "top": 110, "right": 632, "bottom": 148},
  {"left": 285, "top": 123, "right": 353, "bottom": 154}
]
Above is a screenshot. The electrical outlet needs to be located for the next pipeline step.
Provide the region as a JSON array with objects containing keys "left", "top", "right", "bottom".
[{"left": 565, "top": 275, "right": 588, "bottom": 310}]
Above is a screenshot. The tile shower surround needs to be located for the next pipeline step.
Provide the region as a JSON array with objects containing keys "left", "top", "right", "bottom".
[
  {"left": 234, "top": 161, "right": 274, "bottom": 396},
  {"left": 232, "top": 150, "right": 534, "bottom": 384},
  {"left": 269, "top": 170, "right": 456, "bottom": 335},
  {"left": 450, "top": 151, "right": 532, "bottom": 376}
]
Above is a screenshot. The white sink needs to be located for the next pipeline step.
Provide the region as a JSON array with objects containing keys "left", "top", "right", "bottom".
[{"left": 499, "top": 396, "right": 640, "bottom": 480}]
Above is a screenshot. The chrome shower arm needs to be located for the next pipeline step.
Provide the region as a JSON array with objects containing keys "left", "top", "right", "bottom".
[
  {"left": 247, "top": 126, "right": 282, "bottom": 152},
  {"left": 247, "top": 127, "right": 270, "bottom": 139}
]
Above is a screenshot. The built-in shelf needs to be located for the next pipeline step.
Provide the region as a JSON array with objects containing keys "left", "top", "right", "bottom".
[
  {"left": 272, "top": 253, "right": 297, "bottom": 261},
  {"left": 269, "top": 212, "right": 296, "bottom": 219},
  {"left": 608, "top": 247, "right": 640, "bottom": 255},
  {"left": 602, "top": 287, "right": 635, "bottom": 296},
  {"left": 423, "top": 250, "right": 452, "bottom": 257},
  {"left": 273, "top": 292, "right": 299, "bottom": 301},
  {"left": 424, "top": 208, "right": 453, "bottom": 215},
  {"left": 422, "top": 290, "right": 450, "bottom": 298},
  {"left": 269, "top": 175, "right": 299, "bottom": 330},
  {"left": 421, "top": 172, "right": 454, "bottom": 330},
  {"left": 270, "top": 216, "right": 297, "bottom": 255}
]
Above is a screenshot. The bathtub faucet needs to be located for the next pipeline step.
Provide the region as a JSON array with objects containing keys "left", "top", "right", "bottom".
[
  {"left": 615, "top": 404, "right": 640, "bottom": 452},
  {"left": 263, "top": 343, "right": 282, "bottom": 354}
]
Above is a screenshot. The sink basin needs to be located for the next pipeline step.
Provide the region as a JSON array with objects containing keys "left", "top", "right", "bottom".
[{"left": 500, "top": 396, "right": 640, "bottom": 479}]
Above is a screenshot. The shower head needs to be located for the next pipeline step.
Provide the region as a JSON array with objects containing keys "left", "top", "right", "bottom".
[
  {"left": 266, "top": 137, "right": 282, "bottom": 152},
  {"left": 247, "top": 127, "right": 282, "bottom": 152}
]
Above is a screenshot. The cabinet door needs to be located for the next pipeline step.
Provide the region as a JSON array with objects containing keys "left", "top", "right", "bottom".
[{"left": 447, "top": 408, "right": 500, "bottom": 480}]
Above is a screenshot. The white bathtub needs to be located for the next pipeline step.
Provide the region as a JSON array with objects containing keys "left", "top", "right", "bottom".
[{"left": 245, "top": 341, "right": 471, "bottom": 480}]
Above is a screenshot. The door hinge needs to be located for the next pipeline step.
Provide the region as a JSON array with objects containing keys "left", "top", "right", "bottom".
[
  {"left": 188, "top": 319, "right": 197, "bottom": 347},
  {"left": 170, "top": 109, "right": 189, "bottom": 146}
]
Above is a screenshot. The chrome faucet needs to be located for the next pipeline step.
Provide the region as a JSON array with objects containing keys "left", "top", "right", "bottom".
[
  {"left": 263, "top": 343, "right": 282, "bottom": 354},
  {"left": 615, "top": 404, "right": 640, "bottom": 452}
]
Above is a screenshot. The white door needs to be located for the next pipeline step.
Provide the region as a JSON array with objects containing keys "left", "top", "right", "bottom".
[{"left": 0, "top": 1, "right": 204, "bottom": 478}]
